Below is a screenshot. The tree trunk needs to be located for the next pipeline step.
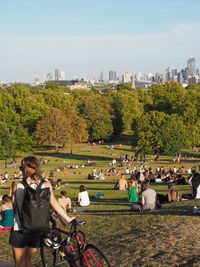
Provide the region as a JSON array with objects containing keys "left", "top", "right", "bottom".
[
  {"left": 55, "top": 144, "right": 59, "bottom": 154},
  {"left": 5, "top": 158, "right": 7, "bottom": 168}
]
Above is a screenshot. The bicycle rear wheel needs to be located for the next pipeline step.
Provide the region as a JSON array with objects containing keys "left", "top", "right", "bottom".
[
  {"left": 81, "top": 244, "right": 111, "bottom": 267},
  {"left": 40, "top": 243, "right": 57, "bottom": 267}
]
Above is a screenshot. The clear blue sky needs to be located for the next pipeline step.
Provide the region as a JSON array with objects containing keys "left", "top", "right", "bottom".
[{"left": 1, "top": 0, "right": 200, "bottom": 82}]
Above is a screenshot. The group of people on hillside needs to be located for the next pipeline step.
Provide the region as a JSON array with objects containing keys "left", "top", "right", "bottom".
[{"left": 114, "top": 165, "right": 200, "bottom": 212}]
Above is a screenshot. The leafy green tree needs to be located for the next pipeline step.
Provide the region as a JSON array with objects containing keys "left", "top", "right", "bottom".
[
  {"left": 182, "top": 106, "right": 200, "bottom": 147},
  {"left": 149, "top": 82, "right": 186, "bottom": 115},
  {"left": 33, "top": 108, "right": 70, "bottom": 152},
  {"left": 111, "top": 90, "right": 143, "bottom": 134},
  {"left": 41, "top": 89, "right": 77, "bottom": 110},
  {"left": 132, "top": 111, "right": 186, "bottom": 155},
  {"left": 117, "top": 83, "right": 132, "bottom": 90},
  {"left": 64, "top": 109, "right": 88, "bottom": 153},
  {"left": 78, "top": 95, "right": 113, "bottom": 141},
  {"left": 161, "top": 114, "right": 186, "bottom": 155}
]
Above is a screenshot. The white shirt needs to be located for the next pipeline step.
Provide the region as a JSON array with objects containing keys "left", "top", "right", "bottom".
[
  {"left": 78, "top": 191, "right": 90, "bottom": 206},
  {"left": 196, "top": 185, "right": 200, "bottom": 199}
]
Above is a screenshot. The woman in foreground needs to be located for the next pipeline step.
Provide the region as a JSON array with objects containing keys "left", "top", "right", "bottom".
[{"left": 10, "top": 156, "right": 75, "bottom": 267}]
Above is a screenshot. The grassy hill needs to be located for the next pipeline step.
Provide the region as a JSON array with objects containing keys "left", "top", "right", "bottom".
[{"left": 1, "top": 140, "right": 200, "bottom": 266}]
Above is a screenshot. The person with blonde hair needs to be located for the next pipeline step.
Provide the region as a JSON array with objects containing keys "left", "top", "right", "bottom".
[
  {"left": 168, "top": 185, "right": 179, "bottom": 202},
  {"left": 128, "top": 178, "right": 139, "bottom": 203}
]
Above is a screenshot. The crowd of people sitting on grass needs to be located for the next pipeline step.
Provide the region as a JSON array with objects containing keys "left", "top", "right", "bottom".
[
  {"left": 1, "top": 153, "right": 200, "bottom": 230},
  {"left": 111, "top": 165, "right": 200, "bottom": 212}
]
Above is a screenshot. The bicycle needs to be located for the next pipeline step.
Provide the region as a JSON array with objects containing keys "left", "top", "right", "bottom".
[{"left": 40, "top": 211, "right": 111, "bottom": 267}]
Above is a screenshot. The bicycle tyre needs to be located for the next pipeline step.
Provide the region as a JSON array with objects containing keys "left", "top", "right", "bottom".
[
  {"left": 81, "top": 244, "right": 111, "bottom": 267},
  {"left": 40, "top": 243, "right": 57, "bottom": 267}
]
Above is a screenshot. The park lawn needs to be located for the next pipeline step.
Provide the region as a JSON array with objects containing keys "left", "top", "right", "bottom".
[{"left": 1, "top": 142, "right": 200, "bottom": 266}]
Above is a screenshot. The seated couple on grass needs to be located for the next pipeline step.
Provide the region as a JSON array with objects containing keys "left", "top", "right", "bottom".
[{"left": 130, "top": 181, "right": 159, "bottom": 212}]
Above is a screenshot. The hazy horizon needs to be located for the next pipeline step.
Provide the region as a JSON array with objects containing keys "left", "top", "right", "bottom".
[{"left": 1, "top": 0, "right": 200, "bottom": 82}]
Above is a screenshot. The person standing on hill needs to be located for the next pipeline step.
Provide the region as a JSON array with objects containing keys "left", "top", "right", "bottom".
[{"left": 9, "top": 156, "right": 75, "bottom": 267}]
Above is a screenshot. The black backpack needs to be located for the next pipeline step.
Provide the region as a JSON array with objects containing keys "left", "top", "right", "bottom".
[{"left": 19, "top": 179, "right": 51, "bottom": 234}]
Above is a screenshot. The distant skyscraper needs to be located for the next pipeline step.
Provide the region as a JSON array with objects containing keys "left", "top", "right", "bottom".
[
  {"left": 100, "top": 71, "right": 103, "bottom": 81},
  {"left": 60, "top": 71, "right": 65, "bottom": 80},
  {"left": 187, "top": 58, "right": 196, "bottom": 74},
  {"left": 55, "top": 68, "right": 61, "bottom": 80},
  {"left": 177, "top": 72, "right": 183, "bottom": 83},
  {"left": 136, "top": 72, "right": 142, "bottom": 81},
  {"left": 46, "top": 72, "right": 53, "bottom": 81},
  {"left": 109, "top": 70, "right": 117, "bottom": 81},
  {"left": 155, "top": 72, "right": 162, "bottom": 83},
  {"left": 55, "top": 68, "right": 65, "bottom": 80},
  {"left": 185, "top": 67, "right": 189, "bottom": 81},
  {"left": 165, "top": 67, "right": 171, "bottom": 82},
  {"left": 171, "top": 69, "right": 177, "bottom": 80}
]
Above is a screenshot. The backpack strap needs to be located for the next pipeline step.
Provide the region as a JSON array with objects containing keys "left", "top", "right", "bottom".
[{"left": 37, "top": 179, "right": 46, "bottom": 189}]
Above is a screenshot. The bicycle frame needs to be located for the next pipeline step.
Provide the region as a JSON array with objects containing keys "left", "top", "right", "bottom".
[
  {"left": 53, "top": 225, "right": 104, "bottom": 267},
  {"left": 53, "top": 225, "right": 84, "bottom": 267}
]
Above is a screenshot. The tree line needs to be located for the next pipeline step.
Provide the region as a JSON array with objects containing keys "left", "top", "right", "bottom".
[{"left": 1, "top": 81, "right": 200, "bottom": 159}]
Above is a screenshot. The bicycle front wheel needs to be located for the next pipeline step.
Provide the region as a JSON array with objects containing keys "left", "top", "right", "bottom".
[
  {"left": 40, "top": 243, "right": 57, "bottom": 267},
  {"left": 81, "top": 244, "right": 111, "bottom": 267}
]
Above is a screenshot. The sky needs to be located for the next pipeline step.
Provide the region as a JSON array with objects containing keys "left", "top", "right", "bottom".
[{"left": 1, "top": 0, "right": 200, "bottom": 82}]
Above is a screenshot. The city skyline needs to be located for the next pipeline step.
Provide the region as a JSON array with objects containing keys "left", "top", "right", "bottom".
[{"left": 1, "top": 0, "right": 200, "bottom": 82}]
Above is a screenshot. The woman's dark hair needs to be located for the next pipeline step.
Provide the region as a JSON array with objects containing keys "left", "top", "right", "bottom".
[
  {"left": 80, "top": 185, "right": 86, "bottom": 192},
  {"left": 192, "top": 172, "right": 200, "bottom": 197},
  {"left": 168, "top": 184, "right": 174, "bottom": 191},
  {"left": 61, "top": 190, "right": 67, "bottom": 197},
  {"left": 22, "top": 156, "right": 43, "bottom": 182},
  {"left": 2, "top": 194, "right": 10, "bottom": 202}
]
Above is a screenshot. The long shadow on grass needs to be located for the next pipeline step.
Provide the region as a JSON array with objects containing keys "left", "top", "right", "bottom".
[
  {"left": 34, "top": 152, "right": 114, "bottom": 162},
  {"left": 67, "top": 181, "right": 115, "bottom": 185},
  {"left": 71, "top": 187, "right": 113, "bottom": 191},
  {"left": 179, "top": 255, "right": 200, "bottom": 267}
]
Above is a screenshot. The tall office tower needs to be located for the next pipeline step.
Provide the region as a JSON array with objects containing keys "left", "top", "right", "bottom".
[
  {"left": 136, "top": 72, "right": 142, "bottom": 81},
  {"left": 177, "top": 72, "right": 183, "bottom": 83},
  {"left": 60, "top": 71, "right": 65, "bottom": 80},
  {"left": 147, "top": 72, "right": 153, "bottom": 80},
  {"left": 109, "top": 70, "right": 117, "bottom": 81},
  {"left": 185, "top": 67, "right": 189, "bottom": 81},
  {"left": 187, "top": 58, "right": 196, "bottom": 74},
  {"left": 196, "top": 68, "right": 200, "bottom": 75},
  {"left": 125, "top": 72, "right": 131, "bottom": 83},
  {"left": 155, "top": 72, "right": 162, "bottom": 82},
  {"left": 46, "top": 72, "right": 53, "bottom": 81},
  {"left": 55, "top": 68, "right": 61, "bottom": 80},
  {"left": 165, "top": 67, "right": 171, "bottom": 82},
  {"left": 171, "top": 69, "right": 177, "bottom": 80},
  {"left": 100, "top": 71, "right": 103, "bottom": 81},
  {"left": 181, "top": 69, "right": 185, "bottom": 80}
]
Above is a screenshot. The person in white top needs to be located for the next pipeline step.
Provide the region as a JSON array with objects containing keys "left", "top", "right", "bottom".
[{"left": 77, "top": 185, "right": 90, "bottom": 206}]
